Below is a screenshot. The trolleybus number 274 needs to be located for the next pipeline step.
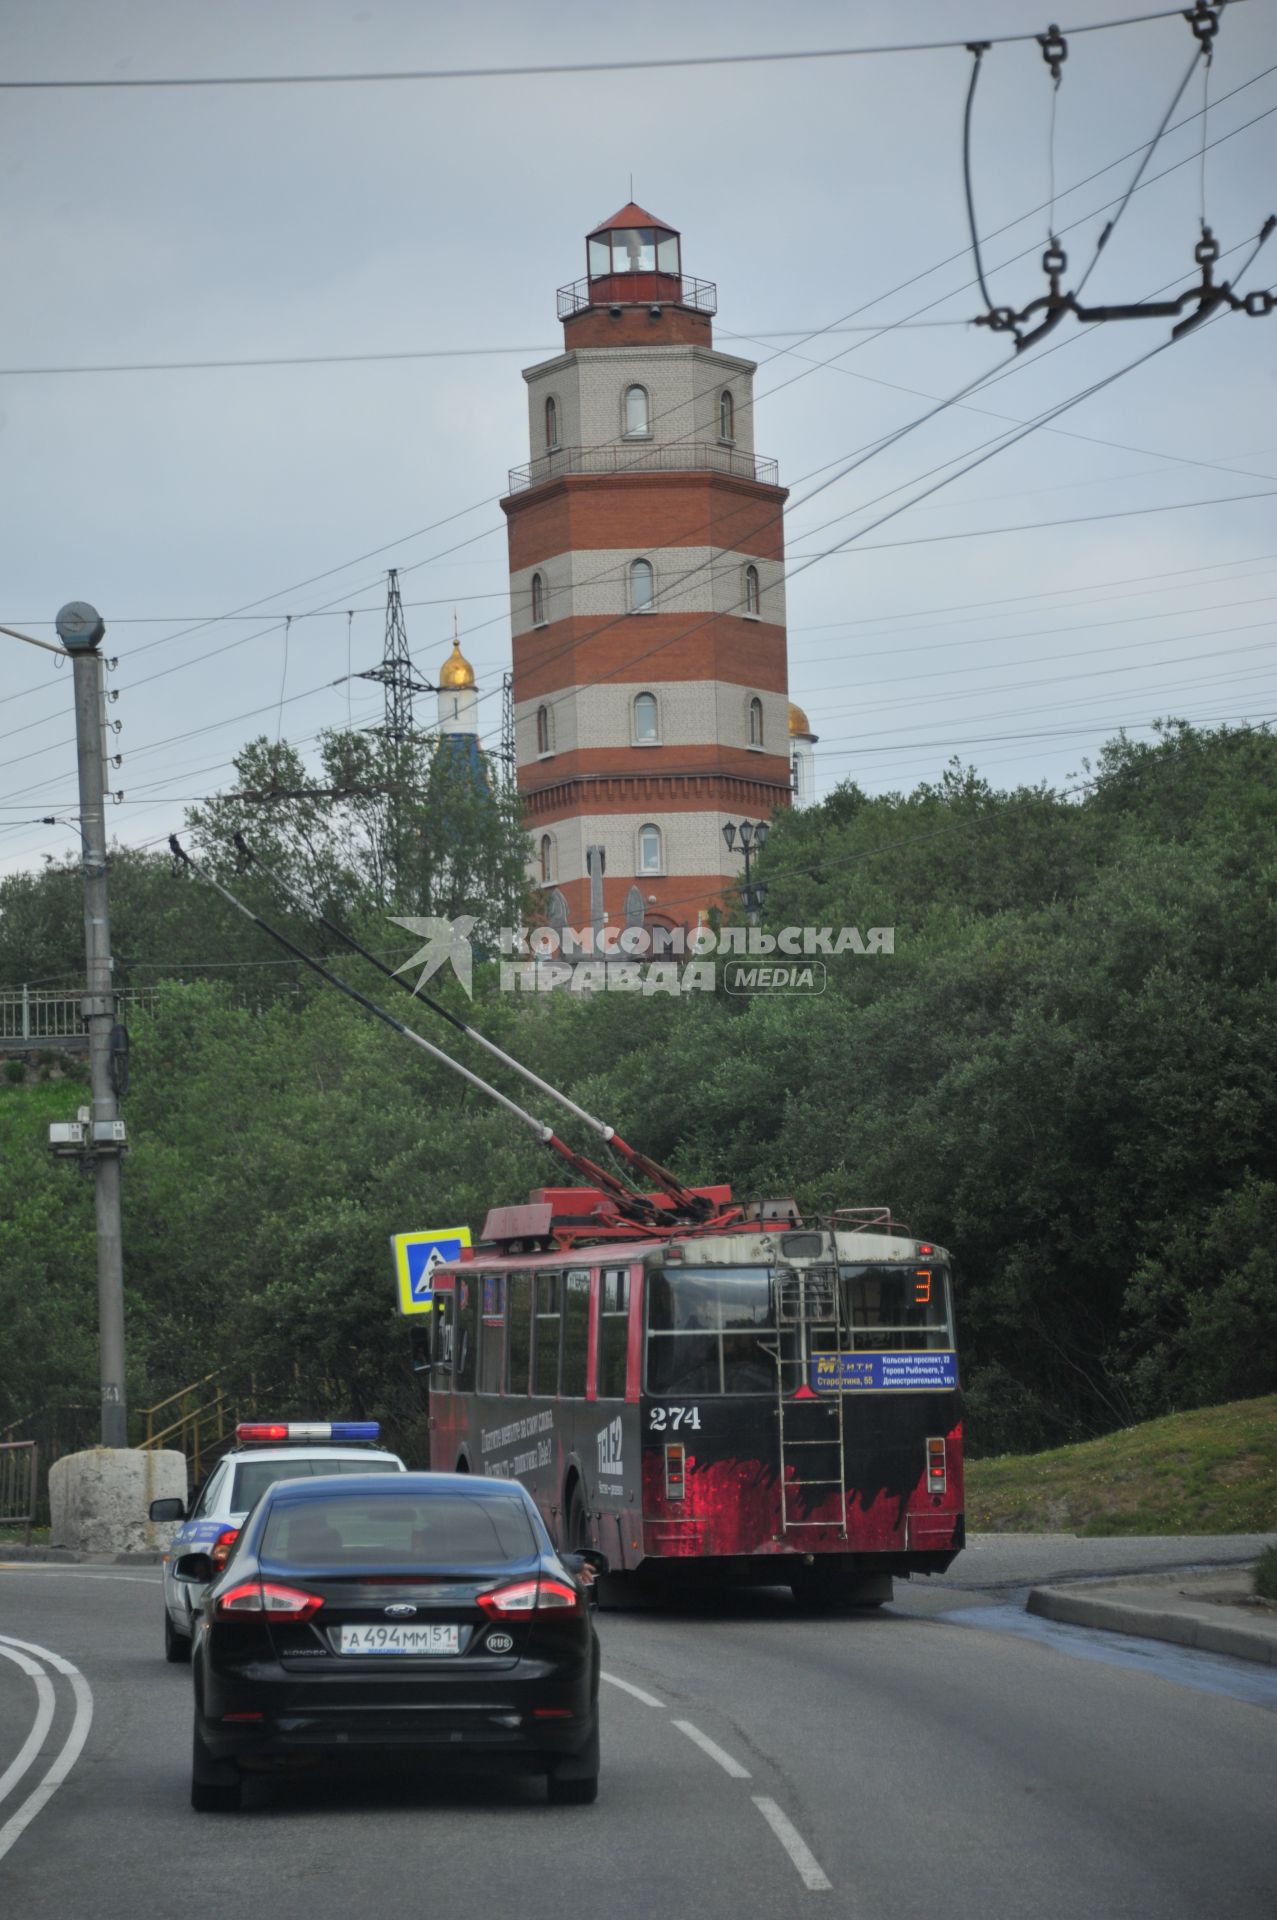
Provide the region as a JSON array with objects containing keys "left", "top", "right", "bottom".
[{"left": 648, "top": 1405, "right": 703, "bottom": 1432}]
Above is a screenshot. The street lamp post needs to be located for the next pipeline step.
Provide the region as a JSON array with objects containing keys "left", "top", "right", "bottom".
[
  {"left": 722, "top": 818, "right": 770, "bottom": 925},
  {"left": 55, "top": 600, "right": 128, "bottom": 1450}
]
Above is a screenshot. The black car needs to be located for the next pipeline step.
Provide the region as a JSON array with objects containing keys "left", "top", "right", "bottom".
[{"left": 178, "top": 1472, "right": 604, "bottom": 1811}]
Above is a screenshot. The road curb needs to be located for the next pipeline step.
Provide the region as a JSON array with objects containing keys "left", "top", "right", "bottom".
[
  {"left": 1026, "top": 1585, "right": 1277, "bottom": 1666},
  {"left": 0, "top": 1546, "right": 164, "bottom": 1565}
]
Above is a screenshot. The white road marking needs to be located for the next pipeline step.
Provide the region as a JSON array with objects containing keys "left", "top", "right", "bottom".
[
  {"left": 751, "top": 1795, "right": 832, "bottom": 1892},
  {"left": 600, "top": 1670, "right": 665, "bottom": 1708},
  {"left": 0, "top": 1644, "right": 56, "bottom": 1811},
  {"left": 0, "top": 1636, "right": 94, "bottom": 1866},
  {"left": 673, "top": 1719, "right": 751, "bottom": 1778},
  {"left": 0, "top": 1567, "right": 160, "bottom": 1584}
]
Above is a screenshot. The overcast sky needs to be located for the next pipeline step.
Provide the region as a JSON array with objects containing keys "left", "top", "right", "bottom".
[{"left": 1, "top": 0, "right": 1274, "bottom": 881}]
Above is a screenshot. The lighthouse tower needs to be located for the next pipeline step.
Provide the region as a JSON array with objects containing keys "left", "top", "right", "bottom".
[{"left": 502, "top": 205, "right": 792, "bottom": 936}]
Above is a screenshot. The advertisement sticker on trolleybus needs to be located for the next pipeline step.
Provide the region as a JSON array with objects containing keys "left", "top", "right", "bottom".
[
  {"left": 812, "top": 1351, "right": 959, "bottom": 1391},
  {"left": 596, "top": 1416, "right": 624, "bottom": 1487}
]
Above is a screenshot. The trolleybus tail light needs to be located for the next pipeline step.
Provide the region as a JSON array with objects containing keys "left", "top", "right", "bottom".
[
  {"left": 665, "top": 1442, "right": 686, "bottom": 1500},
  {"left": 477, "top": 1578, "right": 580, "bottom": 1617},
  {"left": 926, "top": 1437, "right": 947, "bottom": 1495},
  {"left": 211, "top": 1528, "right": 239, "bottom": 1572},
  {"left": 234, "top": 1421, "right": 381, "bottom": 1445},
  {"left": 215, "top": 1580, "right": 324, "bottom": 1621},
  {"left": 918, "top": 1243, "right": 935, "bottom": 1256}
]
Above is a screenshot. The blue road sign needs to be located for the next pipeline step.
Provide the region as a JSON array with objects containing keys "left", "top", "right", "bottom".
[{"left": 391, "top": 1225, "right": 472, "bottom": 1317}]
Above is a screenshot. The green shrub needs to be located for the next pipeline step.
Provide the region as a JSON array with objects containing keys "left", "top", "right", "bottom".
[
  {"left": 4, "top": 1060, "right": 26, "bottom": 1085},
  {"left": 1256, "top": 1546, "right": 1277, "bottom": 1602}
]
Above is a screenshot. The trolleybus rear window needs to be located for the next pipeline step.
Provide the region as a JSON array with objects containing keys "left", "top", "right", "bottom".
[
  {"left": 646, "top": 1267, "right": 776, "bottom": 1396},
  {"left": 840, "top": 1266, "right": 953, "bottom": 1351}
]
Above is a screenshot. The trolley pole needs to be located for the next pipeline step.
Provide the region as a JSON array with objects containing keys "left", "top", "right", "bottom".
[{"left": 56, "top": 600, "right": 128, "bottom": 1448}]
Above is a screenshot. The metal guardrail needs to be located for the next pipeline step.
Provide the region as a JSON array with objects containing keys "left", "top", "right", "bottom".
[
  {"left": 0, "top": 1441, "right": 39, "bottom": 1546},
  {"left": 557, "top": 273, "right": 717, "bottom": 319},
  {"left": 508, "top": 440, "right": 779, "bottom": 495},
  {"left": 0, "top": 985, "right": 158, "bottom": 1049}
]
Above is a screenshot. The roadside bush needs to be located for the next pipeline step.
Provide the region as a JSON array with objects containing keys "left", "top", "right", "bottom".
[{"left": 3, "top": 1060, "right": 25, "bottom": 1085}]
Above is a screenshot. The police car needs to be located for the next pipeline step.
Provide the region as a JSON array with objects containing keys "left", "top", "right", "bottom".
[{"left": 149, "top": 1421, "right": 406, "bottom": 1663}]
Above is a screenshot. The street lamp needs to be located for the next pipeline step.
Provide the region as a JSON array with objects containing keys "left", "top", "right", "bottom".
[{"left": 722, "top": 817, "right": 770, "bottom": 923}]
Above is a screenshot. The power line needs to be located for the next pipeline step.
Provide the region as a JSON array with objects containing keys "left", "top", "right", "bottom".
[
  {"left": 788, "top": 549, "right": 1277, "bottom": 635},
  {"left": 787, "top": 483, "right": 1277, "bottom": 558},
  {"left": 0, "top": 322, "right": 977, "bottom": 380},
  {"left": 4, "top": 136, "right": 1266, "bottom": 853},
  {"left": 798, "top": 604, "right": 1277, "bottom": 694},
  {"left": 0, "top": 11, "right": 1212, "bottom": 91},
  {"left": 6, "top": 57, "right": 1270, "bottom": 387},
  {"left": 7, "top": 73, "right": 1268, "bottom": 763}
]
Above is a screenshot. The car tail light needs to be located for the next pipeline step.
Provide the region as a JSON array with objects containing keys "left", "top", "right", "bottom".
[
  {"left": 477, "top": 1578, "right": 580, "bottom": 1618},
  {"left": 211, "top": 1528, "right": 239, "bottom": 1572},
  {"left": 215, "top": 1581, "right": 324, "bottom": 1621},
  {"left": 926, "top": 1437, "right": 947, "bottom": 1496}
]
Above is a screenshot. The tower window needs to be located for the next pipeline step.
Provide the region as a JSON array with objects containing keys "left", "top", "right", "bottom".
[
  {"left": 539, "top": 834, "right": 555, "bottom": 884},
  {"left": 637, "top": 824, "right": 663, "bottom": 875},
  {"left": 535, "top": 704, "right": 552, "bottom": 754},
  {"left": 545, "top": 395, "right": 559, "bottom": 449},
  {"left": 749, "top": 696, "right": 764, "bottom": 747},
  {"left": 629, "top": 558, "right": 655, "bottom": 613},
  {"left": 531, "top": 571, "right": 547, "bottom": 626},
  {"left": 744, "top": 564, "right": 760, "bottom": 617},
  {"left": 624, "top": 384, "right": 651, "bottom": 437},
  {"left": 720, "top": 390, "right": 734, "bottom": 442},
  {"left": 633, "top": 691, "right": 659, "bottom": 743}
]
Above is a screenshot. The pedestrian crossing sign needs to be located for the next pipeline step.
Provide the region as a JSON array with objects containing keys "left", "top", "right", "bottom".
[{"left": 391, "top": 1225, "right": 472, "bottom": 1316}]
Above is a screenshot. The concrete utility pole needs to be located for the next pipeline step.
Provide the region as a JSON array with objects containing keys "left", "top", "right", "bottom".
[{"left": 56, "top": 600, "right": 127, "bottom": 1448}]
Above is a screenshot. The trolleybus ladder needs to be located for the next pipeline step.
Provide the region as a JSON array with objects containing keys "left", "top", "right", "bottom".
[{"left": 772, "top": 1268, "right": 848, "bottom": 1538}]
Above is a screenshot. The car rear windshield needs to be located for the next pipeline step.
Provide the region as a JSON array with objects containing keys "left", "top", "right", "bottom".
[
  {"left": 260, "top": 1493, "right": 538, "bottom": 1567},
  {"left": 232, "top": 1457, "right": 400, "bottom": 1512}
]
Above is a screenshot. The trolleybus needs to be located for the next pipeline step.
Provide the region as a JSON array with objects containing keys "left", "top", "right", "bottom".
[{"left": 424, "top": 1192, "right": 963, "bottom": 1606}]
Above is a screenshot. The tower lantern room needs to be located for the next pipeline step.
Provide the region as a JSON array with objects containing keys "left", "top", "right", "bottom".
[
  {"left": 558, "top": 202, "right": 717, "bottom": 350},
  {"left": 586, "top": 206, "right": 682, "bottom": 307}
]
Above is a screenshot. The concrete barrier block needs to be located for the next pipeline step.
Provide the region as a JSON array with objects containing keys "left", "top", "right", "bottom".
[{"left": 48, "top": 1447, "right": 187, "bottom": 1555}]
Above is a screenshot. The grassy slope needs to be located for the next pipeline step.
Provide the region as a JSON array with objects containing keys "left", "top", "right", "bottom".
[{"left": 966, "top": 1396, "right": 1277, "bottom": 1535}]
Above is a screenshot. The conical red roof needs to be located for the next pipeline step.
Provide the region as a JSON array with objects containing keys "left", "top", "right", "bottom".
[{"left": 588, "top": 202, "right": 676, "bottom": 235}]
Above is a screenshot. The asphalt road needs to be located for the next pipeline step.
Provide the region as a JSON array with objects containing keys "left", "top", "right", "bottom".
[{"left": 2, "top": 1543, "right": 1275, "bottom": 1920}]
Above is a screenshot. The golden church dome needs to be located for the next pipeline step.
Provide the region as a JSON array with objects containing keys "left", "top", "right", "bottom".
[
  {"left": 439, "top": 637, "right": 476, "bottom": 690},
  {"left": 788, "top": 700, "right": 812, "bottom": 738}
]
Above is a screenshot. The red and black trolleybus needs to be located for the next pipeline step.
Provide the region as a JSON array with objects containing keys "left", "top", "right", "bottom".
[{"left": 424, "top": 1190, "right": 963, "bottom": 1607}]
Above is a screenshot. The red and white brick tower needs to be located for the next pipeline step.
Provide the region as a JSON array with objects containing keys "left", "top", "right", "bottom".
[{"left": 501, "top": 205, "right": 792, "bottom": 938}]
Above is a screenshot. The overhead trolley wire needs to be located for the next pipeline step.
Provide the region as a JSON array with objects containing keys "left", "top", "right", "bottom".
[
  {"left": 0, "top": 10, "right": 1228, "bottom": 92},
  {"left": 5, "top": 59, "right": 1272, "bottom": 383},
  {"left": 4, "top": 95, "right": 1269, "bottom": 852}
]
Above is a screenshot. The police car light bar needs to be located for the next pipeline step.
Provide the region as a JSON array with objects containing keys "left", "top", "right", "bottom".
[{"left": 235, "top": 1422, "right": 381, "bottom": 1445}]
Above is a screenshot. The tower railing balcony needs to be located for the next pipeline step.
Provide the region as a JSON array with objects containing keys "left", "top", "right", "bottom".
[
  {"left": 556, "top": 273, "right": 718, "bottom": 319},
  {"left": 508, "top": 441, "right": 779, "bottom": 494}
]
